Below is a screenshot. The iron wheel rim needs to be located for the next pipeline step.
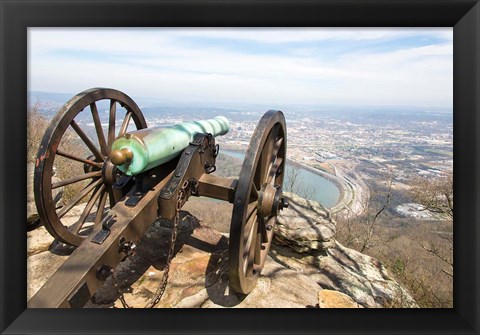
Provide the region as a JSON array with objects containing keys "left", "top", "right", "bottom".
[{"left": 228, "top": 110, "right": 287, "bottom": 294}]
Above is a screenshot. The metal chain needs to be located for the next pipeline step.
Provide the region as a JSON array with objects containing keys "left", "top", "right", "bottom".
[
  {"left": 144, "top": 182, "right": 185, "bottom": 308},
  {"left": 111, "top": 267, "right": 130, "bottom": 308},
  {"left": 111, "top": 180, "right": 190, "bottom": 308},
  {"left": 111, "top": 180, "right": 189, "bottom": 308}
]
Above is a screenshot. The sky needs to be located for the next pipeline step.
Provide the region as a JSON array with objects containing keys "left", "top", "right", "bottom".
[{"left": 28, "top": 28, "right": 452, "bottom": 108}]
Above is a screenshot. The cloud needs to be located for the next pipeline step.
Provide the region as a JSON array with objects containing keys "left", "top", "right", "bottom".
[
  {"left": 172, "top": 27, "right": 452, "bottom": 44},
  {"left": 28, "top": 28, "right": 452, "bottom": 107}
]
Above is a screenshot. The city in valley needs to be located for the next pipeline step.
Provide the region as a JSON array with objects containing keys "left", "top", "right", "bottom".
[
  {"left": 140, "top": 104, "right": 453, "bottom": 219},
  {"left": 31, "top": 92, "right": 453, "bottom": 219}
]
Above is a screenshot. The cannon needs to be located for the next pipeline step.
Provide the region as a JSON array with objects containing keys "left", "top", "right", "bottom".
[{"left": 29, "top": 88, "right": 287, "bottom": 308}]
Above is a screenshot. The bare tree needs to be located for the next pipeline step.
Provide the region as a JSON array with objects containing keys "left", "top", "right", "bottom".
[
  {"left": 389, "top": 253, "right": 452, "bottom": 307},
  {"left": 284, "top": 164, "right": 299, "bottom": 192},
  {"left": 27, "top": 101, "right": 48, "bottom": 162},
  {"left": 335, "top": 170, "right": 394, "bottom": 253},
  {"left": 336, "top": 206, "right": 357, "bottom": 247},
  {"left": 283, "top": 164, "right": 316, "bottom": 200},
  {"left": 410, "top": 174, "right": 453, "bottom": 219},
  {"left": 358, "top": 172, "right": 394, "bottom": 252},
  {"left": 410, "top": 174, "right": 453, "bottom": 278}
]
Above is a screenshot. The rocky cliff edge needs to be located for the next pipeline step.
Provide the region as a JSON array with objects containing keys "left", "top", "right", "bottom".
[{"left": 27, "top": 192, "right": 417, "bottom": 308}]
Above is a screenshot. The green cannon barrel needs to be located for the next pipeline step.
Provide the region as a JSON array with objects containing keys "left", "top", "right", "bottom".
[{"left": 110, "top": 116, "right": 230, "bottom": 175}]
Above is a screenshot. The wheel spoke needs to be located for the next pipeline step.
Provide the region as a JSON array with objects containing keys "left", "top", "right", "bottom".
[
  {"left": 90, "top": 102, "right": 109, "bottom": 157},
  {"left": 108, "top": 189, "right": 116, "bottom": 209},
  {"left": 264, "top": 136, "right": 283, "bottom": 183},
  {"left": 251, "top": 185, "right": 259, "bottom": 198},
  {"left": 254, "top": 231, "right": 262, "bottom": 265},
  {"left": 246, "top": 234, "right": 257, "bottom": 275},
  {"left": 118, "top": 111, "right": 132, "bottom": 137},
  {"left": 261, "top": 216, "right": 275, "bottom": 243},
  {"left": 254, "top": 124, "right": 279, "bottom": 188},
  {"left": 259, "top": 216, "right": 267, "bottom": 242},
  {"left": 266, "top": 157, "right": 283, "bottom": 185},
  {"left": 51, "top": 171, "right": 102, "bottom": 189},
  {"left": 261, "top": 217, "right": 276, "bottom": 265},
  {"left": 271, "top": 137, "right": 283, "bottom": 159},
  {"left": 243, "top": 220, "right": 258, "bottom": 275},
  {"left": 108, "top": 100, "right": 116, "bottom": 151},
  {"left": 249, "top": 184, "right": 259, "bottom": 202},
  {"left": 264, "top": 124, "right": 280, "bottom": 171},
  {"left": 70, "top": 120, "right": 104, "bottom": 161},
  {"left": 243, "top": 206, "right": 258, "bottom": 241},
  {"left": 57, "top": 179, "right": 103, "bottom": 219},
  {"left": 94, "top": 189, "right": 108, "bottom": 226},
  {"left": 254, "top": 152, "right": 267, "bottom": 189},
  {"left": 245, "top": 202, "right": 257, "bottom": 227},
  {"left": 69, "top": 184, "right": 105, "bottom": 234},
  {"left": 243, "top": 227, "right": 255, "bottom": 257},
  {"left": 56, "top": 149, "right": 103, "bottom": 168},
  {"left": 268, "top": 137, "right": 284, "bottom": 170}
]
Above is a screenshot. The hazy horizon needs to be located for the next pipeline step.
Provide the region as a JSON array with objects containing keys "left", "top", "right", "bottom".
[{"left": 28, "top": 89, "right": 453, "bottom": 114}]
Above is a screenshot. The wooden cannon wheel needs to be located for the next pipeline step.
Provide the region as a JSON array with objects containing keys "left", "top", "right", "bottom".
[
  {"left": 34, "top": 88, "right": 147, "bottom": 247},
  {"left": 228, "top": 110, "right": 287, "bottom": 294}
]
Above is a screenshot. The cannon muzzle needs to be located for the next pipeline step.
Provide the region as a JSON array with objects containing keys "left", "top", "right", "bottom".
[{"left": 110, "top": 116, "right": 230, "bottom": 175}]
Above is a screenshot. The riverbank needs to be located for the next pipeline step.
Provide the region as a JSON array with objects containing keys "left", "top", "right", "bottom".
[
  {"left": 285, "top": 159, "right": 345, "bottom": 207},
  {"left": 220, "top": 146, "right": 367, "bottom": 216},
  {"left": 325, "top": 159, "right": 369, "bottom": 217},
  {"left": 220, "top": 148, "right": 340, "bottom": 208},
  {"left": 287, "top": 158, "right": 368, "bottom": 216}
]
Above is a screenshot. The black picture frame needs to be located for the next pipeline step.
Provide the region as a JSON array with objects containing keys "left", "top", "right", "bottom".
[{"left": 1, "top": 0, "right": 478, "bottom": 334}]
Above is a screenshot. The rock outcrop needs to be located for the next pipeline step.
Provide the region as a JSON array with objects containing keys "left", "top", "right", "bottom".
[
  {"left": 275, "top": 192, "right": 336, "bottom": 252},
  {"left": 27, "top": 193, "right": 417, "bottom": 308},
  {"left": 318, "top": 290, "right": 363, "bottom": 308},
  {"left": 87, "top": 214, "right": 322, "bottom": 308}
]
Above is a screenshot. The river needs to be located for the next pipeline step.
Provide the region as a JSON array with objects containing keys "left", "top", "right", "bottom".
[{"left": 221, "top": 149, "right": 340, "bottom": 208}]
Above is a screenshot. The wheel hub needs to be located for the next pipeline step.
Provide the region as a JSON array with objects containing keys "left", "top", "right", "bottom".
[
  {"left": 102, "top": 159, "right": 119, "bottom": 186},
  {"left": 258, "top": 183, "right": 285, "bottom": 217}
]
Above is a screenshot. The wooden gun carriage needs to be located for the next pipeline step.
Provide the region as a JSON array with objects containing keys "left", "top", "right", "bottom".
[{"left": 28, "top": 88, "right": 287, "bottom": 308}]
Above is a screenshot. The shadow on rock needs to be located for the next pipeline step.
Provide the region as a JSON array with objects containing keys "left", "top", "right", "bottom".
[
  {"left": 204, "top": 249, "right": 245, "bottom": 307},
  {"left": 90, "top": 211, "right": 199, "bottom": 306},
  {"left": 90, "top": 210, "right": 244, "bottom": 308},
  {"left": 48, "top": 240, "right": 76, "bottom": 256}
]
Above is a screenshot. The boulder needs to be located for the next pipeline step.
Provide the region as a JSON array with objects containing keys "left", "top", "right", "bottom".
[
  {"left": 275, "top": 192, "right": 336, "bottom": 253},
  {"left": 319, "top": 241, "right": 418, "bottom": 308},
  {"left": 271, "top": 241, "right": 417, "bottom": 308},
  {"left": 318, "top": 289, "right": 362, "bottom": 308}
]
